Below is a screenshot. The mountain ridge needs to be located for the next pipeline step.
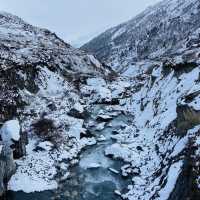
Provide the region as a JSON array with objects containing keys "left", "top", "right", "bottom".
[{"left": 82, "top": 0, "right": 200, "bottom": 71}]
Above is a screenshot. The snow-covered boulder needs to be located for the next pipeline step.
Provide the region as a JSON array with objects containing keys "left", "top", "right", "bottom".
[{"left": 0, "top": 120, "right": 20, "bottom": 145}]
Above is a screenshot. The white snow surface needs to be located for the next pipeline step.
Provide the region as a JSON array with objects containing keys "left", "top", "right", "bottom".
[{"left": 0, "top": 120, "right": 20, "bottom": 144}]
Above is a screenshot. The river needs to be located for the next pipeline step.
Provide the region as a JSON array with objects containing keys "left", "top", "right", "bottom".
[{"left": 7, "top": 105, "right": 132, "bottom": 200}]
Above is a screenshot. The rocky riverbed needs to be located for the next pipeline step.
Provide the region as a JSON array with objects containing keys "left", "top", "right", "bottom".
[{"left": 6, "top": 105, "right": 132, "bottom": 200}]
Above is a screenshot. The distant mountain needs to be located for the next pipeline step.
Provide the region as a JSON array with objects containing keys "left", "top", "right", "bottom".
[
  {"left": 82, "top": 0, "right": 200, "bottom": 71},
  {"left": 71, "top": 27, "right": 110, "bottom": 48}
]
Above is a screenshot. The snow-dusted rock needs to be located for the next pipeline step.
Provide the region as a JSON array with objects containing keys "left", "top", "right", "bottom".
[
  {"left": 97, "top": 135, "right": 107, "bottom": 142},
  {"left": 95, "top": 122, "right": 106, "bottom": 131},
  {"left": 0, "top": 120, "right": 20, "bottom": 145},
  {"left": 0, "top": 120, "right": 20, "bottom": 196}
]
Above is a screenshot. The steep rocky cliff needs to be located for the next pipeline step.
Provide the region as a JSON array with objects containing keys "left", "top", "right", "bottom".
[{"left": 0, "top": 120, "right": 23, "bottom": 197}]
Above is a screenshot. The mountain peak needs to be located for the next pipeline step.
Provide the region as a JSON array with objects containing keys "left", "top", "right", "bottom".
[{"left": 82, "top": 0, "right": 200, "bottom": 71}]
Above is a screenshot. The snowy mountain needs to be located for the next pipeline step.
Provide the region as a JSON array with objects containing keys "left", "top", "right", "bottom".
[
  {"left": 1, "top": 1, "right": 200, "bottom": 199},
  {"left": 0, "top": 12, "right": 112, "bottom": 76},
  {"left": 70, "top": 27, "right": 109, "bottom": 48},
  {"left": 82, "top": 0, "right": 200, "bottom": 71},
  {"left": 79, "top": 0, "right": 200, "bottom": 199}
]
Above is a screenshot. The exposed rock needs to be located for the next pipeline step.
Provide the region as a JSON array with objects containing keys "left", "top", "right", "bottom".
[
  {"left": 0, "top": 119, "right": 26, "bottom": 197},
  {"left": 80, "top": 129, "right": 94, "bottom": 139},
  {"left": 67, "top": 108, "right": 89, "bottom": 120},
  {"left": 163, "top": 59, "right": 198, "bottom": 75},
  {"left": 176, "top": 105, "right": 200, "bottom": 134},
  {"left": 94, "top": 98, "right": 120, "bottom": 105},
  {"left": 12, "top": 131, "right": 27, "bottom": 159},
  {"left": 0, "top": 146, "right": 16, "bottom": 197},
  {"left": 96, "top": 114, "right": 113, "bottom": 122},
  {"left": 112, "top": 130, "right": 120, "bottom": 135}
]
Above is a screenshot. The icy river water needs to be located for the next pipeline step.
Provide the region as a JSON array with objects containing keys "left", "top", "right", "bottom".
[{"left": 7, "top": 105, "right": 132, "bottom": 200}]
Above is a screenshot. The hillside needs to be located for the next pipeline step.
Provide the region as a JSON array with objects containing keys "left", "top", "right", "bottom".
[
  {"left": 82, "top": 0, "right": 200, "bottom": 72},
  {"left": 0, "top": 2, "right": 200, "bottom": 199},
  {"left": 81, "top": 0, "right": 200, "bottom": 199}
]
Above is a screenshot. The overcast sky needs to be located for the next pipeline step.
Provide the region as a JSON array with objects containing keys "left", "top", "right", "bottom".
[{"left": 0, "top": 0, "right": 160, "bottom": 46}]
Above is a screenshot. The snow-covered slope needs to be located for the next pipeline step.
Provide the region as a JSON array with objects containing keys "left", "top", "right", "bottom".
[
  {"left": 81, "top": 0, "right": 200, "bottom": 199},
  {"left": 76, "top": 59, "right": 200, "bottom": 199},
  {"left": 0, "top": 12, "right": 111, "bottom": 76},
  {"left": 82, "top": 0, "right": 200, "bottom": 71},
  {"left": 0, "top": 11, "right": 111, "bottom": 193}
]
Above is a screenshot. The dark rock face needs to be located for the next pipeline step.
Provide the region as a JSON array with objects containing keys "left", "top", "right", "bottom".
[
  {"left": 0, "top": 146, "right": 16, "bottom": 197},
  {"left": 168, "top": 137, "right": 200, "bottom": 200},
  {"left": 80, "top": 129, "right": 94, "bottom": 139},
  {"left": 12, "top": 131, "right": 28, "bottom": 159},
  {"left": 67, "top": 108, "right": 89, "bottom": 120},
  {"left": 0, "top": 121, "right": 27, "bottom": 196},
  {"left": 176, "top": 105, "right": 200, "bottom": 134},
  {"left": 94, "top": 98, "right": 120, "bottom": 105},
  {"left": 163, "top": 60, "right": 199, "bottom": 75},
  {"left": 96, "top": 116, "right": 113, "bottom": 123}
]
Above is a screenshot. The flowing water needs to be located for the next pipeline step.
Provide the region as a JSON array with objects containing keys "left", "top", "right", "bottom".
[{"left": 7, "top": 105, "right": 132, "bottom": 200}]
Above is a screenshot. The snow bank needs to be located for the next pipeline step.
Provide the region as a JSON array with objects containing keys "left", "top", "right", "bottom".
[{"left": 0, "top": 120, "right": 20, "bottom": 144}]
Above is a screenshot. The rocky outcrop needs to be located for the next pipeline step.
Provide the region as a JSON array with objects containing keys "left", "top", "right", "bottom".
[
  {"left": 168, "top": 135, "right": 200, "bottom": 200},
  {"left": 0, "top": 145, "right": 16, "bottom": 197},
  {"left": 12, "top": 131, "right": 28, "bottom": 159},
  {"left": 176, "top": 105, "right": 200, "bottom": 134}
]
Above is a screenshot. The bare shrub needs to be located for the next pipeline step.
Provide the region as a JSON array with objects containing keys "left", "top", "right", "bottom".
[{"left": 32, "top": 118, "right": 62, "bottom": 146}]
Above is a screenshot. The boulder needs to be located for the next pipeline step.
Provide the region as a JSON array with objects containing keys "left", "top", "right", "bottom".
[
  {"left": 67, "top": 108, "right": 89, "bottom": 120},
  {"left": 0, "top": 120, "right": 27, "bottom": 197},
  {"left": 96, "top": 114, "right": 113, "bottom": 122}
]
